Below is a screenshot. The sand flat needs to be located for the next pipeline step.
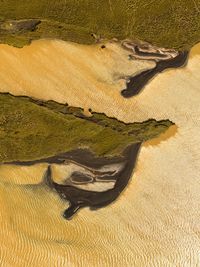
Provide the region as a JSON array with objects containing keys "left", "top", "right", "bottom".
[
  {"left": 0, "top": 39, "right": 155, "bottom": 108},
  {"left": 0, "top": 40, "right": 200, "bottom": 266}
]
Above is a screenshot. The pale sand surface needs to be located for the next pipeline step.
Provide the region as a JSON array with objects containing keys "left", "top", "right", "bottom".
[{"left": 0, "top": 40, "right": 200, "bottom": 266}]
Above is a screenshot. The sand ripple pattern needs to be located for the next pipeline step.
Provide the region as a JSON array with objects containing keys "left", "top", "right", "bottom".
[{"left": 0, "top": 40, "right": 199, "bottom": 266}]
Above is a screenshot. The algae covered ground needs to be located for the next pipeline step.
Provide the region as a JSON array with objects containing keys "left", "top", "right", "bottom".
[
  {"left": 0, "top": 93, "right": 173, "bottom": 163},
  {"left": 0, "top": 0, "right": 200, "bottom": 49}
]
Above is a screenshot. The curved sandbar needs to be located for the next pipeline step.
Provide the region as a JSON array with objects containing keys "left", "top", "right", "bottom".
[
  {"left": 0, "top": 92, "right": 172, "bottom": 219},
  {"left": 0, "top": 38, "right": 188, "bottom": 102},
  {"left": 7, "top": 144, "right": 141, "bottom": 219},
  {"left": 121, "top": 42, "right": 189, "bottom": 97},
  {"left": 0, "top": 40, "right": 199, "bottom": 267}
]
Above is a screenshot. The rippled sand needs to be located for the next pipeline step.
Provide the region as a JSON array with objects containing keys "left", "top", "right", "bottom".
[
  {"left": 0, "top": 40, "right": 200, "bottom": 266},
  {"left": 0, "top": 39, "right": 155, "bottom": 108}
]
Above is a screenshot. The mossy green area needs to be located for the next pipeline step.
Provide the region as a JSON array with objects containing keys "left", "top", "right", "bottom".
[
  {"left": 0, "top": 0, "right": 200, "bottom": 49},
  {"left": 0, "top": 93, "right": 173, "bottom": 163}
]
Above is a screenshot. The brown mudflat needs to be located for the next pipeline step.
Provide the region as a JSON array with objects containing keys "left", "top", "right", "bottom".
[
  {"left": 121, "top": 48, "right": 188, "bottom": 97},
  {"left": 7, "top": 144, "right": 141, "bottom": 219}
]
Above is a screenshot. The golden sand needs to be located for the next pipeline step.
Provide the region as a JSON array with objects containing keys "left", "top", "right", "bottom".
[
  {"left": 0, "top": 39, "right": 155, "bottom": 109},
  {"left": 0, "top": 40, "right": 200, "bottom": 266},
  {"left": 143, "top": 124, "right": 178, "bottom": 147}
]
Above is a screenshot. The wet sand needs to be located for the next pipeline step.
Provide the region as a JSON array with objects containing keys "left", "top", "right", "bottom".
[
  {"left": 6, "top": 143, "right": 141, "bottom": 219},
  {"left": 144, "top": 124, "right": 178, "bottom": 147},
  {"left": 121, "top": 51, "right": 188, "bottom": 97},
  {"left": 0, "top": 40, "right": 200, "bottom": 266},
  {"left": 45, "top": 144, "right": 141, "bottom": 219},
  {"left": 0, "top": 39, "right": 156, "bottom": 107}
]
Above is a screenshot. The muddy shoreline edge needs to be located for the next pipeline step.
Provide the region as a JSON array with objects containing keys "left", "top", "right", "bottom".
[
  {"left": 121, "top": 50, "right": 189, "bottom": 98},
  {"left": 6, "top": 144, "right": 141, "bottom": 219}
]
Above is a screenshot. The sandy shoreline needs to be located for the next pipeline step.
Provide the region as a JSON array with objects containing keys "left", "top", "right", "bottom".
[
  {"left": 122, "top": 50, "right": 188, "bottom": 97},
  {"left": 0, "top": 39, "right": 200, "bottom": 266}
]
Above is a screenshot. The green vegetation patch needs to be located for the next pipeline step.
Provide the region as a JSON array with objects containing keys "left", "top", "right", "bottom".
[
  {"left": 0, "top": 0, "right": 200, "bottom": 49},
  {"left": 0, "top": 93, "right": 173, "bottom": 163}
]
